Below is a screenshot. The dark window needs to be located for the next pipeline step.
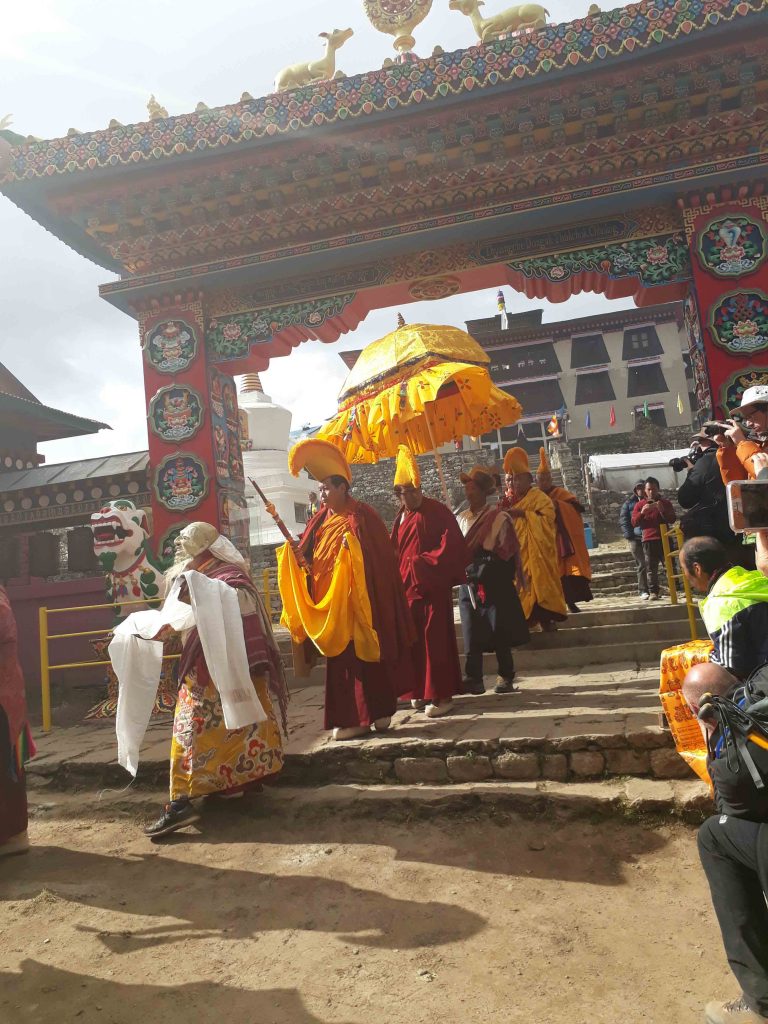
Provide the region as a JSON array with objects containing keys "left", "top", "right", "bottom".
[
  {"left": 0, "top": 538, "right": 19, "bottom": 581},
  {"left": 570, "top": 334, "right": 609, "bottom": 369},
  {"left": 488, "top": 343, "right": 560, "bottom": 381},
  {"left": 683, "top": 353, "right": 694, "bottom": 380},
  {"left": 29, "top": 532, "right": 58, "bottom": 577},
  {"left": 67, "top": 527, "right": 99, "bottom": 574},
  {"left": 500, "top": 421, "right": 545, "bottom": 444},
  {"left": 622, "top": 325, "right": 664, "bottom": 360},
  {"left": 627, "top": 361, "right": 669, "bottom": 397},
  {"left": 294, "top": 503, "right": 308, "bottom": 524},
  {"left": 502, "top": 379, "right": 564, "bottom": 416},
  {"left": 574, "top": 371, "right": 616, "bottom": 406},
  {"left": 636, "top": 406, "right": 668, "bottom": 428}
]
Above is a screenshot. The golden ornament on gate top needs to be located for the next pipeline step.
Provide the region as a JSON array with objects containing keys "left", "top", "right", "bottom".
[{"left": 363, "top": 0, "right": 433, "bottom": 53}]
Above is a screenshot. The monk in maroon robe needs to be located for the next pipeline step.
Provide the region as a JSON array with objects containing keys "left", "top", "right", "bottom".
[
  {"left": 390, "top": 448, "right": 469, "bottom": 717},
  {"left": 290, "top": 440, "right": 416, "bottom": 740},
  {"left": 0, "top": 586, "right": 34, "bottom": 857}
]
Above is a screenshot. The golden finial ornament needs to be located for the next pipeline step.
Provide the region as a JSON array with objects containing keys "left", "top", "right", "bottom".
[
  {"left": 397, "top": 312, "right": 406, "bottom": 328},
  {"left": 147, "top": 95, "right": 169, "bottom": 120},
  {"left": 363, "top": 0, "right": 433, "bottom": 55}
]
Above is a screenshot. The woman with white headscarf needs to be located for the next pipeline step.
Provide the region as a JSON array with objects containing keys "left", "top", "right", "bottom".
[{"left": 143, "top": 522, "right": 288, "bottom": 837}]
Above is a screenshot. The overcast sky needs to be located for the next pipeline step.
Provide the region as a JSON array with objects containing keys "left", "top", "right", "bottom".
[{"left": 0, "top": 0, "right": 635, "bottom": 464}]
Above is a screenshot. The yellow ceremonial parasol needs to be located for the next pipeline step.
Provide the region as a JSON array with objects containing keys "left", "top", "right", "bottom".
[{"left": 316, "top": 317, "right": 523, "bottom": 498}]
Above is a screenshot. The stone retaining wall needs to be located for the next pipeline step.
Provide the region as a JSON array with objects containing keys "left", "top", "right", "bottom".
[{"left": 277, "top": 726, "right": 691, "bottom": 787}]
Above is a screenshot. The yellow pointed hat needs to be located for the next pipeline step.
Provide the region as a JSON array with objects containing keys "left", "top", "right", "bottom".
[
  {"left": 288, "top": 438, "right": 351, "bottom": 483},
  {"left": 538, "top": 446, "right": 551, "bottom": 474},
  {"left": 503, "top": 447, "right": 530, "bottom": 475},
  {"left": 394, "top": 445, "right": 420, "bottom": 488}
]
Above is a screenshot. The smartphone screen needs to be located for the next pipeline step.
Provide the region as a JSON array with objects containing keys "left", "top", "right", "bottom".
[{"left": 728, "top": 481, "right": 768, "bottom": 532}]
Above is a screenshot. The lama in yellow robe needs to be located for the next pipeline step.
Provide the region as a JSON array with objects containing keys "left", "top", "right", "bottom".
[{"left": 511, "top": 487, "right": 568, "bottom": 625}]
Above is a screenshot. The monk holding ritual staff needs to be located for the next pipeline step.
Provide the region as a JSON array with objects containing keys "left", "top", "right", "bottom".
[{"left": 279, "top": 439, "right": 415, "bottom": 741}]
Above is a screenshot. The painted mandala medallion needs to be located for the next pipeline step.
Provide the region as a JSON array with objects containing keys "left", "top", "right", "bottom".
[
  {"left": 722, "top": 368, "right": 768, "bottom": 414},
  {"left": 709, "top": 292, "right": 768, "bottom": 356},
  {"left": 143, "top": 320, "right": 198, "bottom": 374},
  {"left": 154, "top": 453, "right": 209, "bottom": 512},
  {"left": 409, "top": 275, "right": 462, "bottom": 301},
  {"left": 697, "top": 216, "right": 767, "bottom": 278},
  {"left": 148, "top": 384, "right": 204, "bottom": 443}
]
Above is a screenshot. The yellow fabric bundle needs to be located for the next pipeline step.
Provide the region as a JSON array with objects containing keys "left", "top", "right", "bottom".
[
  {"left": 512, "top": 487, "right": 568, "bottom": 620},
  {"left": 277, "top": 533, "right": 380, "bottom": 662}
]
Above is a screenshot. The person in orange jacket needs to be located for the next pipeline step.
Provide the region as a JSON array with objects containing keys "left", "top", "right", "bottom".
[{"left": 717, "top": 385, "right": 768, "bottom": 483}]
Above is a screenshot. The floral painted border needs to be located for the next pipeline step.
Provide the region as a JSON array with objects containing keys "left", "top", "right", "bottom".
[
  {"left": 207, "top": 293, "right": 356, "bottom": 361},
  {"left": 708, "top": 291, "right": 768, "bottom": 356},
  {"left": 4, "top": 0, "right": 762, "bottom": 181},
  {"left": 508, "top": 233, "right": 690, "bottom": 287}
]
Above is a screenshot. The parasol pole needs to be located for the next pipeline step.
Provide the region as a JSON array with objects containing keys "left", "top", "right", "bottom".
[
  {"left": 425, "top": 412, "right": 451, "bottom": 505},
  {"left": 248, "top": 476, "right": 310, "bottom": 571}
]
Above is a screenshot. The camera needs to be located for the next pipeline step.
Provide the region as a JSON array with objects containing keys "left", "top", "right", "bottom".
[{"left": 670, "top": 447, "right": 704, "bottom": 474}]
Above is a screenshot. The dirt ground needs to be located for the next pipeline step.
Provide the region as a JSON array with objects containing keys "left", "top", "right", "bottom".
[{"left": 0, "top": 794, "right": 733, "bottom": 1024}]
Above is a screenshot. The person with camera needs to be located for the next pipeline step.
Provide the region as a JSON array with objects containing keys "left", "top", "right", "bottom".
[
  {"left": 676, "top": 432, "right": 735, "bottom": 547},
  {"left": 717, "top": 386, "right": 768, "bottom": 484},
  {"left": 631, "top": 477, "right": 677, "bottom": 600},
  {"left": 620, "top": 480, "right": 651, "bottom": 599},
  {"left": 681, "top": 658, "right": 768, "bottom": 1023}
]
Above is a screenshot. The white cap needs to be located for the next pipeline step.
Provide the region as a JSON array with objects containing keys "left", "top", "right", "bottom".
[{"left": 734, "top": 385, "right": 768, "bottom": 416}]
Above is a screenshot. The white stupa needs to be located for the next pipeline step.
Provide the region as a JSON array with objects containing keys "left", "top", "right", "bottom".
[{"left": 239, "top": 374, "right": 314, "bottom": 549}]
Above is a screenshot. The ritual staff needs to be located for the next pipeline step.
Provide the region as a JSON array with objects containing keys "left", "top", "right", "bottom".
[
  {"left": 390, "top": 447, "right": 469, "bottom": 717},
  {"left": 502, "top": 448, "right": 568, "bottom": 632},
  {"left": 535, "top": 447, "right": 593, "bottom": 612},
  {"left": 456, "top": 465, "right": 529, "bottom": 695},
  {"left": 111, "top": 523, "right": 288, "bottom": 838},
  {"left": 0, "top": 586, "right": 34, "bottom": 858},
  {"left": 279, "top": 440, "right": 415, "bottom": 741}
]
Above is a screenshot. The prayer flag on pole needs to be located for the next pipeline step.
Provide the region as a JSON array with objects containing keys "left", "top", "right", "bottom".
[
  {"left": 497, "top": 289, "right": 508, "bottom": 330},
  {"left": 585, "top": 410, "right": 592, "bottom": 430},
  {"left": 677, "top": 393, "right": 684, "bottom": 415},
  {"left": 546, "top": 412, "right": 560, "bottom": 437},
  {"left": 609, "top": 406, "right": 616, "bottom": 427}
]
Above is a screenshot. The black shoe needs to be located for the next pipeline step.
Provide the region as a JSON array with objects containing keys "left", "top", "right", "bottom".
[
  {"left": 567, "top": 602, "right": 581, "bottom": 613},
  {"left": 494, "top": 678, "right": 519, "bottom": 695},
  {"left": 144, "top": 801, "right": 201, "bottom": 838},
  {"left": 461, "top": 677, "right": 486, "bottom": 695}
]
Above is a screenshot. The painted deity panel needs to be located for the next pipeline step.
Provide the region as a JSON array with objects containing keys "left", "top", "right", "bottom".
[
  {"left": 209, "top": 368, "right": 245, "bottom": 485},
  {"left": 154, "top": 453, "right": 209, "bottom": 512},
  {"left": 708, "top": 292, "right": 768, "bottom": 356},
  {"left": 219, "top": 490, "right": 250, "bottom": 559},
  {"left": 148, "top": 384, "right": 204, "bottom": 443},
  {"left": 683, "top": 292, "right": 712, "bottom": 419},
  {"left": 143, "top": 320, "right": 198, "bottom": 374},
  {"left": 697, "top": 216, "right": 767, "bottom": 278},
  {"left": 722, "top": 368, "right": 768, "bottom": 415}
]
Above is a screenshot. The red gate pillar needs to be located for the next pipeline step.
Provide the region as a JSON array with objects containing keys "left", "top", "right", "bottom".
[
  {"left": 140, "top": 301, "right": 250, "bottom": 565},
  {"left": 682, "top": 197, "right": 768, "bottom": 420}
]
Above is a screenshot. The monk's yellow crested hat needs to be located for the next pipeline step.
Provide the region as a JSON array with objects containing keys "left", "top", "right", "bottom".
[
  {"left": 288, "top": 438, "right": 351, "bottom": 484},
  {"left": 537, "top": 446, "right": 551, "bottom": 474},
  {"left": 393, "top": 445, "right": 420, "bottom": 488},
  {"left": 503, "top": 447, "right": 530, "bottom": 475}
]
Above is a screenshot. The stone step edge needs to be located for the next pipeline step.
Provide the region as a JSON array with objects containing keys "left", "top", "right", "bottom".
[
  {"left": 28, "top": 728, "right": 688, "bottom": 790},
  {"left": 29, "top": 779, "right": 713, "bottom": 826}
]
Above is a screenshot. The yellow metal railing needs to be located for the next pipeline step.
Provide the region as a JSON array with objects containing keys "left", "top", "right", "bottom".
[
  {"left": 660, "top": 523, "right": 698, "bottom": 641},
  {"left": 259, "top": 567, "right": 280, "bottom": 623},
  {"left": 38, "top": 599, "right": 179, "bottom": 735}
]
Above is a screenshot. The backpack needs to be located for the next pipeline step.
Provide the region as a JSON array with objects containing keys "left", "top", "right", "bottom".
[{"left": 700, "top": 663, "right": 768, "bottom": 790}]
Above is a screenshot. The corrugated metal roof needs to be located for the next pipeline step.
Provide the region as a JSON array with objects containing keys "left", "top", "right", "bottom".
[{"left": 0, "top": 450, "right": 148, "bottom": 493}]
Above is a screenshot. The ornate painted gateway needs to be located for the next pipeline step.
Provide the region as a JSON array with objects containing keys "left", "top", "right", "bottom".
[{"left": 2, "top": 0, "right": 768, "bottom": 544}]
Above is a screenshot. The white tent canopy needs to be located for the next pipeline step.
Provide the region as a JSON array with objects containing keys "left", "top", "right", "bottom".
[{"left": 588, "top": 448, "right": 689, "bottom": 493}]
